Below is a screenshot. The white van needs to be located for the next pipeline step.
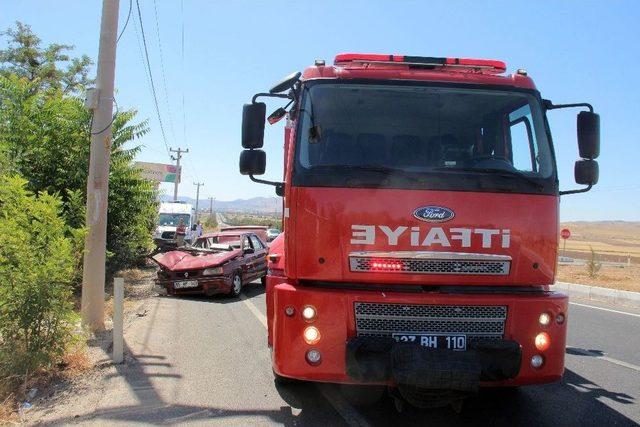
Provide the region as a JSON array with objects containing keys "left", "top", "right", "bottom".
[{"left": 153, "top": 202, "right": 196, "bottom": 250}]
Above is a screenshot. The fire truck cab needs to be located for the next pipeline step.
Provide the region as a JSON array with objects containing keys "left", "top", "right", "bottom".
[{"left": 239, "top": 54, "right": 600, "bottom": 406}]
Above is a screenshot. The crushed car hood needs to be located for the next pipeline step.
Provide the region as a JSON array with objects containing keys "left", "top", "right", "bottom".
[{"left": 152, "top": 249, "right": 241, "bottom": 271}]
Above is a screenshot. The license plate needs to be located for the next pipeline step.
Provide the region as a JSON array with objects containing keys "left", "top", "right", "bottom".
[
  {"left": 392, "top": 333, "right": 467, "bottom": 351},
  {"left": 173, "top": 280, "right": 198, "bottom": 289}
]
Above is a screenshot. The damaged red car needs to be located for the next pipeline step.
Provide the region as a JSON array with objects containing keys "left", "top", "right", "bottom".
[{"left": 152, "top": 231, "right": 268, "bottom": 297}]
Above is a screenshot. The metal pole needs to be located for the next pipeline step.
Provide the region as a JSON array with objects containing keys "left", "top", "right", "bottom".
[
  {"left": 209, "top": 196, "right": 213, "bottom": 216},
  {"left": 170, "top": 147, "right": 189, "bottom": 201},
  {"left": 193, "top": 182, "right": 203, "bottom": 223},
  {"left": 81, "top": 0, "right": 120, "bottom": 330},
  {"left": 113, "top": 277, "right": 124, "bottom": 364}
]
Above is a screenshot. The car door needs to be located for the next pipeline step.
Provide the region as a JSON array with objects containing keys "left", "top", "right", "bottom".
[
  {"left": 249, "top": 234, "right": 268, "bottom": 278},
  {"left": 240, "top": 235, "right": 255, "bottom": 282}
]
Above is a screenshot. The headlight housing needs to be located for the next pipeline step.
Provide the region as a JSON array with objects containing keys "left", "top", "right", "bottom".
[{"left": 203, "top": 267, "right": 223, "bottom": 276}]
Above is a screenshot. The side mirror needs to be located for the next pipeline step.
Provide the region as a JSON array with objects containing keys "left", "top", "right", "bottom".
[
  {"left": 244, "top": 247, "right": 255, "bottom": 254},
  {"left": 191, "top": 224, "right": 197, "bottom": 231},
  {"left": 242, "top": 103, "right": 266, "bottom": 149},
  {"left": 239, "top": 150, "right": 266, "bottom": 175},
  {"left": 269, "top": 71, "right": 302, "bottom": 94},
  {"left": 575, "top": 159, "right": 599, "bottom": 186},
  {"left": 577, "top": 111, "right": 600, "bottom": 159}
]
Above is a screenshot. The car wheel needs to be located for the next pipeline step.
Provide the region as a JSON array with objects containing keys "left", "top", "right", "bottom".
[
  {"left": 260, "top": 275, "right": 267, "bottom": 286},
  {"left": 230, "top": 272, "right": 242, "bottom": 297}
]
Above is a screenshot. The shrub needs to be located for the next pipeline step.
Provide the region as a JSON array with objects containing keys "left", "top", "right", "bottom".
[
  {"left": 0, "top": 175, "right": 81, "bottom": 384},
  {"left": 587, "top": 246, "right": 602, "bottom": 279}
]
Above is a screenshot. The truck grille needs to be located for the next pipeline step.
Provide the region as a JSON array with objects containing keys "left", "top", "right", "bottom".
[
  {"left": 354, "top": 302, "right": 507, "bottom": 343},
  {"left": 349, "top": 252, "right": 510, "bottom": 275},
  {"left": 161, "top": 231, "right": 175, "bottom": 239}
]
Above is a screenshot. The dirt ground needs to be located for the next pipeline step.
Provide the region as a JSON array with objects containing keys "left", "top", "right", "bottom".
[
  {"left": 1, "top": 266, "right": 160, "bottom": 424},
  {"left": 556, "top": 263, "right": 640, "bottom": 292}
]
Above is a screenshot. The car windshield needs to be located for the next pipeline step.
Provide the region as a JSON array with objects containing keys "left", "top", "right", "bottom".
[
  {"left": 159, "top": 213, "right": 191, "bottom": 227},
  {"left": 295, "top": 83, "right": 556, "bottom": 192}
]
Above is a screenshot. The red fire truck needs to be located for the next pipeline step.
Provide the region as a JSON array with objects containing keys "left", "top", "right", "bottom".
[{"left": 239, "top": 54, "right": 600, "bottom": 407}]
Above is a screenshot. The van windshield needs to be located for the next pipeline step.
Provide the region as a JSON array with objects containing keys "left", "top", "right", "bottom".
[
  {"left": 294, "top": 82, "right": 556, "bottom": 194},
  {"left": 158, "top": 213, "right": 191, "bottom": 227}
]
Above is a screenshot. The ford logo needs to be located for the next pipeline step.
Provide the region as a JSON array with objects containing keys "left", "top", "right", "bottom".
[{"left": 413, "top": 206, "right": 455, "bottom": 223}]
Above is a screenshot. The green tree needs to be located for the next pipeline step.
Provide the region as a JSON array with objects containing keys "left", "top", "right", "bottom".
[
  {"left": 0, "top": 75, "right": 157, "bottom": 276},
  {"left": 0, "top": 21, "right": 93, "bottom": 94},
  {"left": 0, "top": 175, "right": 81, "bottom": 380}
]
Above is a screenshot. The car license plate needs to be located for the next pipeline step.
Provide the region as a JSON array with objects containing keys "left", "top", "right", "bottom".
[
  {"left": 173, "top": 280, "right": 198, "bottom": 289},
  {"left": 392, "top": 333, "right": 467, "bottom": 351}
]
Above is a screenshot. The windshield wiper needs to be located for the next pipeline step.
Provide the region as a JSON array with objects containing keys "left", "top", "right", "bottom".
[
  {"left": 312, "top": 164, "right": 425, "bottom": 182},
  {"left": 433, "top": 167, "right": 545, "bottom": 190}
]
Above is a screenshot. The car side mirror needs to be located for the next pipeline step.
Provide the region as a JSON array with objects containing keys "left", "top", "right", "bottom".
[
  {"left": 242, "top": 103, "right": 266, "bottom": 149},
  {"left": 244, "top": 247, "right": 255, "bottom": 254},
  {"left": 577, "top": 111, "right": 600, "bottom": 159},
  {"left": 575, "top": 159, "right": 599, "bottom": 186},
  {"left": 191, "top": 224, "right": 197, "bottom": 231},
  {"left": 239, "top": 150, "right": 266, "bottom": 175}
]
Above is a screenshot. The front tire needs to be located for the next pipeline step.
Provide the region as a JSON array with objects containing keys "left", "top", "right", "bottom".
[{"left": 230, "top": 272, "right": 242, "bottom": 297}]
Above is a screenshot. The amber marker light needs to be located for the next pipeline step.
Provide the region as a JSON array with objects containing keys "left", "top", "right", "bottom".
[
  {"left": 535, "top": 332, "right": 551, "bottom": 351},
  {"left": 303, "top": 326, "right": 321, "bottom": 345}
]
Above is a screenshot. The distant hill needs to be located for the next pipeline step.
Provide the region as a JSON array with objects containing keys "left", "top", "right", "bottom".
[{"left": 160, "top": 195, "right": 281, "bottom": 214}]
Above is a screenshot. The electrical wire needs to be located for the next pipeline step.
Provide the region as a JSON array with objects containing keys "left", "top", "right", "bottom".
[
  {"left": 152, "top": 0, "right": 178, "bottom": 145},
  {"left": 116, "top": 0, "right": 132, "bottom": 44},
  {"left": 134, "top": 0, "right": 171, "bottom": 155},
  {"left": 90, "top": 97, "right": 119, "bottom": 135}
]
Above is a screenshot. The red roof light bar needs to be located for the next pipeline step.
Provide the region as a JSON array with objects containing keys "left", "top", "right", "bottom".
[{"left": 334, "top": 53, "right": 506, "bottom": 74}]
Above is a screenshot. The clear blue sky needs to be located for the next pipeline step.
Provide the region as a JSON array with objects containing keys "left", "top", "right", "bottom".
[{"left": 2, "top": 0, "right": 639, "bottom": 220}]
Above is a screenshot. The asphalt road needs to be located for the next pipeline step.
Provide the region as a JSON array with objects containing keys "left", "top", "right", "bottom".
[{"left": 42, "top": 283, "right": 640, "bottom": 426}]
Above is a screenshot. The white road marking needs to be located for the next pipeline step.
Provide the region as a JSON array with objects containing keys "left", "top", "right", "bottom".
[
  {"left": 569, "top": 302, "right": 640, "bottom": 318},
  {"left": 240, "top": 293, "right": 372, "bottom": 427},
  {"left": 567, "top": 346, "right": 640, "bottom": 373},
  {"left": 239, "top": 294, "right": 268, "bottom": 328}
]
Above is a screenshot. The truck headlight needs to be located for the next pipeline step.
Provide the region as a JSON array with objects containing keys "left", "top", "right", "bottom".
[{"left": 203, "top": 267, "right": 223, "bottom": 276}]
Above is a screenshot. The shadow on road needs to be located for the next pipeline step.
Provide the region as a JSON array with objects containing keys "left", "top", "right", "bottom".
[
  {"left": 42, "top": 340, "right": 337, "bottom": 426},
  {"left": 352, "top": 368, "right": 637, "bottom": 426}
]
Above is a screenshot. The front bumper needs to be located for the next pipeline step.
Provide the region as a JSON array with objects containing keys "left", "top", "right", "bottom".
[
  {"left": 157, "top": 275, "right": 232, "bottom": 296},
  {"left": 271, "top": 283, "right": 567, "bottom": 387}
]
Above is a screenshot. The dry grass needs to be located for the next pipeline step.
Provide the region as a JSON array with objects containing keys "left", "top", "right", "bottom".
[
  {"left": 559, "top": 221, "right": 640, "bottom": 261},
  {"left": 0, "top": 345, "right": 91, "bottom": 424},
  {"left": 557, "top": 263, "right": 640, "bottom": 292}
]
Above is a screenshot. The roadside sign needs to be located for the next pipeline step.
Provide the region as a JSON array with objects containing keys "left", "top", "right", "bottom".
[
  {"left": 135, "top": 162, "right": 180, "bottom": 183},
  {"left": 561, "top": 228, "right": 571, "bottom": 239}
]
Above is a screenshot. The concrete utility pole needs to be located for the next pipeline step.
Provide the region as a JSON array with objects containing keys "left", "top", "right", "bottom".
[
  {"left": 81, "top": 0, "right": 120, "bottom": 330},
  {"left": 170, "top": 147, "right": 189, "bottom": 201},
  {"left": 194, "top": 182, "right": 204, "bottom": 222}
]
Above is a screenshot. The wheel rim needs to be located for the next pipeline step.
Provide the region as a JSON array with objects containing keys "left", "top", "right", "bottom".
[{"left": 233, "top": 275, "right": 241, "bottom": 294}]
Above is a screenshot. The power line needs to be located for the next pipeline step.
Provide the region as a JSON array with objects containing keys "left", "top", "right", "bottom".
[
  {"left": 116, "top": 0, "right": 132, "bottom": 44},
  {"left": 134, "top": 0, "right": 171, "bottom": 156},
  {"left": 181, "top": 0, "right": 186, "bottom": 149},
  {"left": 151, "top": 0, "right": 178, "bottom": 146}
]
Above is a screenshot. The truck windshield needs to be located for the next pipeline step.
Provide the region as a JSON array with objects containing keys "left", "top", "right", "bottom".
[
  {"left": 158, "top": 213, "right": 191, "bottom": 227},
  {"left": 294, "top": 82, "right": 556, "bottom": 193}
]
